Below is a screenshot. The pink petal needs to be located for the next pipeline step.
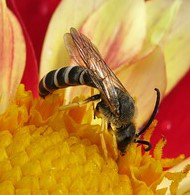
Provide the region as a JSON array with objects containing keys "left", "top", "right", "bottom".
[
  {"left": 9, "top": 0, "right": 60, "bottom": 64},
  {"left": 7, "top": 0, "right": 39, "bottom": 96},
  {"left": 152, "top": 69, "right": 190, "bottom": 158}
]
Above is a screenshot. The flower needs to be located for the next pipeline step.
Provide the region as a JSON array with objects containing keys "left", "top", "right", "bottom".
[
  {"left": 38, "top": 0, "right": 190, "bottom": 158},
  {"left": 5, "top": 0, "right": 190, "bottom": 159},
  {"left": 1, "top": 0, "right": 190, "bottom": 194},
  {"left": 0, "top": 84, "right": 189, "bottom": 194}
]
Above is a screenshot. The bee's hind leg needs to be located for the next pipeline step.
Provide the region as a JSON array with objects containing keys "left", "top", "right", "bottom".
[{"left": 59, "top": 94, "right": 101, "bottom": 111}]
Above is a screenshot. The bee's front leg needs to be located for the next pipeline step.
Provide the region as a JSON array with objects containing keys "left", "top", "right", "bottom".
[
  {"left": 100, "top": 118, "right": 108, "bottom": 159},
  {"left": 108, "top": 124, "right": 118, "bottom": 159},
  {"left": 90, "top": 88, "right": 97, "bottom": 119}
]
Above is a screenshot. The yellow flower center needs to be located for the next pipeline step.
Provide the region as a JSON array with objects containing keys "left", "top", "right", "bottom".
[{"left": 0, "top": 85, "right": 188, "bottom": 194}]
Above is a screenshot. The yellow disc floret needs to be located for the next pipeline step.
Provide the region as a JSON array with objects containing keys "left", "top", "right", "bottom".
[{"left": 0, "top": 85, "right": 188, "bottom": 194}]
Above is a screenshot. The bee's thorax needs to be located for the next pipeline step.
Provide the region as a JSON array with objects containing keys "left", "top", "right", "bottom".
[{"left": 95, "top": 88, "right": 135, "bottom": 128}]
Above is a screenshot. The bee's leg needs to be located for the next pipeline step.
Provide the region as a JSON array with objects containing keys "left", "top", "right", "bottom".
[
  {"left": 59, "top": 94, "right": 101, "bottom": 111},
  {"left": 108, "top": 124, "right": 118, "bottom": 159},
  {"left": 90, "top": 88, "right": 96, "bottom": 119},
  {"left": 100, "top": 119, "right": 108, "bottom": 159}
]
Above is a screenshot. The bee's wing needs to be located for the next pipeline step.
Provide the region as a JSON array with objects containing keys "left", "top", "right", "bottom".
[{"left": 64, "top": 27, "right": 129, "bottom": 115}]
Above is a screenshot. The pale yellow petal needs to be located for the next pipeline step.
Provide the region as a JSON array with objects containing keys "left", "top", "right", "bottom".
[
  {"left": 116, "top": 47, "right": 166, "bottom": 128},
  {"left": 138, "top": 0, "right": 181, "bottom": 59},
  {"left": 40, "top": 0, "right": 104, "bottom": 78},
  {"left": 82, "top": 0, "right": 146, "bottom": 69},
  {"left": 162, "top": 1, "right": 190, "bottom": 93},
  {"left": 0, "top": 1, "right": 26, "bottom": 114},
  {"left": 158, "top": 157, "right": 190, "bottom": 194}
]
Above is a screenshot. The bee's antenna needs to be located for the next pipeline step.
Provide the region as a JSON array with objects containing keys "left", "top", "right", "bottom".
[
  {"left": 134, "top": 139, "right": 152, "bottom": 151},
  {"left": 136, "top": 88, "right": 160, "bottom": 137}
]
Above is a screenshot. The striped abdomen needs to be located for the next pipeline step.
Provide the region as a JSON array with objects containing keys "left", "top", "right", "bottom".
[{"left": 39, "top": 66, "right": 95, "bottom": 97}]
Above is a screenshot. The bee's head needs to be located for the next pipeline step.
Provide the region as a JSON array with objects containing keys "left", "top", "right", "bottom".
[
  {"left": 117, "top": 88, "right": 160, "bottom": 155},
  {"left": 116, "top": 123, "right": 136, "bottom": 155},
  {"left": 116, "top": 123, "right": 152, "bottom": 155}
]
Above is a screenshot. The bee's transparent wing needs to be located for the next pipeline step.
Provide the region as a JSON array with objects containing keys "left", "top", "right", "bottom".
[
  {"left": 64, "top": 27, "right": 130, "bottom": 115},
  {"left": 64, "top": 32, "right": 86, "bottom": 67}
]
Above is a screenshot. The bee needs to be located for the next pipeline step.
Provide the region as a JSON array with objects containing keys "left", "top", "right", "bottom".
[{"left": 39, "top": 27, "right": 160, "bottom": 155}]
